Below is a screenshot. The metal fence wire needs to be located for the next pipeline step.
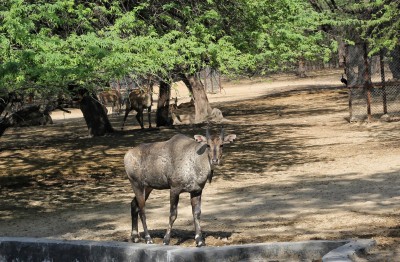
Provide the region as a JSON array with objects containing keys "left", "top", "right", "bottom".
[{"left": 346, "top": 43, "right": 400, "bottom": 122}]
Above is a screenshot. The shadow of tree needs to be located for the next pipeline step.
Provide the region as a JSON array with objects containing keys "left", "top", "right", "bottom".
[
  {"left": 0, "top": 85, "right": 399, "bottom": 256},
  {"left": 200, "top": 170, "right": 400, "bottom": 244}
]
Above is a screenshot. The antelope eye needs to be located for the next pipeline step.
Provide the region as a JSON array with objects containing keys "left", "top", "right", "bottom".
[
  {"left": 220, "top": 144, "right": 224, "bottom": 148},
  {"left": 206, "top": 144, "right": 210, "bottom": 148}
]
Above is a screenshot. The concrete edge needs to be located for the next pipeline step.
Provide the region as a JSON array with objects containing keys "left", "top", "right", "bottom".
[
  {"left": 0, "top": 237, "right": 179, "bottom": 262},
  {"left": 167, "top": 240, "right": 349, "bottom": 261},
  {"left": 322, "top": 239, "right": 377, "bottom": 262},
  {"left": 0, "top": 237, "right": 375, "bottom": 262}
]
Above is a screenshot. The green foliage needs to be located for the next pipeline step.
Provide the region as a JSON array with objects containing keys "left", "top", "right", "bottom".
[
  {"left": 309, "top": 0, "right": 400, "bottom": 55},
  {"left": 248, "top": 0, "right": 332, "bottom": 72},
  {"left": 0, "top": 0, "right": 336, "bottom": 96},
  {"left": 363, "top": 0, "right": 400, "bottom": 55}
]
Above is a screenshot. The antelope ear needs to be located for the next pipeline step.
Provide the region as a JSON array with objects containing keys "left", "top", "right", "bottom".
[
  {"left": 194, "top": 135, "right": 207, "bottom": 143},
  {"left": 223, "top": 134, "right": 236, "bottom": 144}
]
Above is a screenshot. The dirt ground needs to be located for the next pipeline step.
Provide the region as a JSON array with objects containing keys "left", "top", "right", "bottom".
[{"left": 0, "top": 69, "right": 399, "bottom": 261}]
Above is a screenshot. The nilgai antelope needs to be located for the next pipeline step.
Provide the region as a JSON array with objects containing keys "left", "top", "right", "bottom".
[
  {"left": 124, "top": 128, "right": 237, "bottom": 247},
  {"left": 98, "top": 90, "right": 123, "bottom": 115},
  {"left": 121, "top": 87, "right": 152, "bottom": 129}
]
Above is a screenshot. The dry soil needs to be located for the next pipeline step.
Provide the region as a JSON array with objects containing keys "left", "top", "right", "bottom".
[{"left": 0, "top": 69, "right": 399, "bottom": 261}]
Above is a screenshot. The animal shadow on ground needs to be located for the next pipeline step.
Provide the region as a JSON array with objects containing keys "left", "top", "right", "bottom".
[{"left": 1, "top": 86, "right": 399, "bottom": 259}]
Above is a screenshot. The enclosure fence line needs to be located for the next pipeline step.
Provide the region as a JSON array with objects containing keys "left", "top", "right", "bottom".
[{"left": 345, "top": 42, "right": 400, "bottom": 122}]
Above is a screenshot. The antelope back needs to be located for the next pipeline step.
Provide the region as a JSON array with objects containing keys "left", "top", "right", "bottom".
[{"left": 128, "top": 87, "right": 152, "bottom": 109}]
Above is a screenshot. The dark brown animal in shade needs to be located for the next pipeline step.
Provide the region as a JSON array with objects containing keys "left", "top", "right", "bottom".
[
  {"left": 124, "top": 128, "right": 237, "bottom": 247},
  {"left": 177, "top": 98, "right": 195, "bottom": 109},
  {"left": 121, "top": 87, "right": 152, "bottom": 129},
  {"left": 340, "top": 74, "right": 348, "bottom": 86}
]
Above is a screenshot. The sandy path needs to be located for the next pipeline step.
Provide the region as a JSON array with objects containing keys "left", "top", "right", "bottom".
[{"left": 0, "top": 69, "right": 399, "bottom": 261}]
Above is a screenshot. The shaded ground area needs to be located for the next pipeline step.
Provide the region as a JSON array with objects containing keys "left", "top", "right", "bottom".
[{"left": 0, "top": 70, "right": 399, "bottom": 260}]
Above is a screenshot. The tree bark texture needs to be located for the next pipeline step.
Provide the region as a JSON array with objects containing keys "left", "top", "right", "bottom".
[
  {"left": 80, "top": 93, "right": 113, "bottom": 137},
  {"left": 297, "top": 58, "right": 306, "bottom": 78},
  {"left": 0, "top": 94, "right": 9, "bottom": 116},
  {"left": 156, "top": 81, "right": 172, "bottom": 127},
  {"left": 182, "top": 74, "right": 212, "bottom": 123},
  {"left": 338, "top": 41, "right": 346, "bottom": 67},
  {"left": 0, "top": 105, "right": 53, "bottom": 137},
  {"left": 388, "top": 45, "right": 400, "bottom": 79}
]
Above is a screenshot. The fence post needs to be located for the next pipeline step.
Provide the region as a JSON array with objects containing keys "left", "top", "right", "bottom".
[
  {"left": 219, "top": 72, "right": 222, "bottom": 93},
  {"left": 380, "top": 51, "right": 388, "bottom": 115},
  {"left": 344, "top": 45, "right": 354, "bottom": 122},
  {"left": 211, "top": 69, "right": 215, "bottom": 93},
  {"left": 363, "top": 43, "right": 372, "bottom": 121},
  {"left": 204, "top": 68, "right": 208, "bottom": 92}
]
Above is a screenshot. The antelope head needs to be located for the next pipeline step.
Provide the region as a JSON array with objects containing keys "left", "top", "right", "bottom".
[{"left": 194, "top": 127, "right": 236, "bottom": 166}]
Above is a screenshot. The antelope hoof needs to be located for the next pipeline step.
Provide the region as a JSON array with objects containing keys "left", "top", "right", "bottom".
[
  {"left": 196, "top": 239, "right": 206, "bottom": 247},
  {"left": 163, "top": 235, "right": 171, "bottom": 245},
  {"left": 130, "top": 235, "right": 141, "bottom": 243},
  {"left": 145, "top": 236, "right": 154, "bottom": 244},
  {"left": 195, "top": 235, "right": 206, "bottom": 247}
]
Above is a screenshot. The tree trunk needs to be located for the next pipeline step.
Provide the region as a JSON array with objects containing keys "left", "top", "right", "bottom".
[
  {"left": 297, "top": 57, "right": 306, "bottom": 78},
  {"left": 388, "top": 45, "right": 400, "bottom": 79},
  {"left": 80, "top": 93, "right": 113, "bottom": 137},
  {"left": 0, "top": 94, "right": 9, "bottom": 116},
  {"left": 338, "top": 41, "right": 346, "bottom": 67},
  {"left": 182, "top": 74, "right": 212, "bottom": 123},
  {"left": 156, "top": 81, "right": 172, "bottom": 127},
  {"left": 0, "top": 105, "right": 53, "bottom": 137},
  {"left": 0, "top": 116, "right": 10, "bottom": 137}
]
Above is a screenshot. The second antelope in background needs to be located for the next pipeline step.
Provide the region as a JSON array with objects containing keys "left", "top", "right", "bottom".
[
  {"left": 121, "top": 85, "right": 153, "bottom": 129},
  {"left": 98, "top": 89, "right": 123, "bottom": 115}
]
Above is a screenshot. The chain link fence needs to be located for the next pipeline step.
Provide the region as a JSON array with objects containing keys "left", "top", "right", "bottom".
[{"left": 346, "top": 43, "right": 400, "bottom": 122}]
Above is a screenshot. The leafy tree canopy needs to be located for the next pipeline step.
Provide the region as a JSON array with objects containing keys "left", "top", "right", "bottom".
[
  {"left": 308, "top": 0, "right": 400, "bottom": 55},
  {"left": 0, "top": 0, "right": 346, "bottom": 96}
]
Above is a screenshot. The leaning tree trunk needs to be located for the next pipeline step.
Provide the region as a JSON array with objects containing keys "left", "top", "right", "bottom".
[
  {"left": 156, "top": 81, "right": 172, "bottom": 127},
  {"left": 182, "top": 74, "right": 212, "bottom": 123},
  {"left": 80, "top": 93, "right": 113, "bottom": 137},
  {"left": 0, "top": 105, "right": 53, "bottom": 137}
]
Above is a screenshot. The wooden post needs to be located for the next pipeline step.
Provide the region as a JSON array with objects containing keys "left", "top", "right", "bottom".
[
  {"left": 344, "top": 45, "right": 353, "bottom": 122},
  {"left": 211, "top": 68, "right": 215, "bottom": 93},
  {"left": 363, "top": 43, "right": 372, "bottom": 121},
  {"left": 219, "top": 71, "right": 222, "bottom": 93},
  {"left": 380, "top": 51, "right": 388, "bottom": 115},
  {"left": 203, "top": 69, "right": 208, "bottom": 93}
]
